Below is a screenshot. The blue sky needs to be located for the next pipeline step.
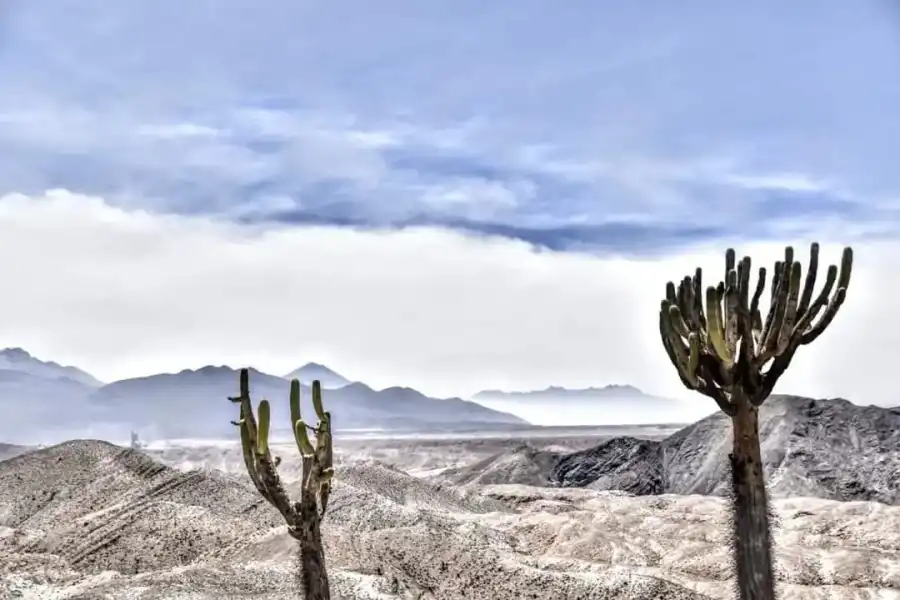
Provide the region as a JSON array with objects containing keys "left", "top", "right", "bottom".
[
  {"left": 0, "top": 1, "right": 898, "bottom": 415},
  {"left": 2, "top": 0, "right": 899, "bottom": 252}
]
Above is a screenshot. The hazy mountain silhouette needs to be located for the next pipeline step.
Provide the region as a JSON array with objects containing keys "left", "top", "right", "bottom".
[
  {"left": 282, "top": 362, "right": 351, "bottom": 388},
  {"left": 0, "top": 353, "right": 528, "bottom": 444},
  {"left": 472, "top": 384, "right": 705, "bottom": 426},
  {"left": 0, "top": 347, "right": 103, "bottom": 387}
]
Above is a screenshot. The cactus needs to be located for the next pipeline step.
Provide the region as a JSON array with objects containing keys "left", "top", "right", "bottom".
[
  {"left": 229, "top": 369, "right": 334, "bottom": 600},
  {"left": 658, "top": 243, "right": 852, "bottom": 600}
]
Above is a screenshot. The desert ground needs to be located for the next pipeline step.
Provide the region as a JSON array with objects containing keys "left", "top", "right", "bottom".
[{"left": 1, "top": 420, "right": 898, "bottom": 599}]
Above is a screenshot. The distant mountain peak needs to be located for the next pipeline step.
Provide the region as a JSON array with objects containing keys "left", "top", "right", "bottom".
[
  {"left": 0, "top": 347, "right": 103, "bottom": 387},
  {"left": 301, "top": 361, "right": 328, "bottom": 370},
  {"left": 479, "top": 383, "right": 647, "bottom": 398},
  {"left": 596, "top": 384, "right": 643, "bottom": 395},
  {"left": 283, "top": 362, "right": 351, "bottom": 389}
]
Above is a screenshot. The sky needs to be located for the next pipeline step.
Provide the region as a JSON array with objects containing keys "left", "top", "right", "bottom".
[{"left": 0, "top": 1, "right": 899, "bottom": 409}]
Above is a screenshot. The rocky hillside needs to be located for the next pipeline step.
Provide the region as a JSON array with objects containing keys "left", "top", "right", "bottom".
[
  {"left": 551, "top": 395, "right": 900, "bottom": 504},
  {"left": 435, "top": 443, "right": 564, "bottom": 487},
  {"left": 2, "top": 440, "right": 898, "bottom": 599},
  {"left": 430, "top": 396, "right": 900, "bottom": 506}
]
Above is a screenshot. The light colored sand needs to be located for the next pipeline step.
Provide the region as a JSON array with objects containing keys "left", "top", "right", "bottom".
[{"left": 1, "top": 436, "right": 897, "bottom": 599}]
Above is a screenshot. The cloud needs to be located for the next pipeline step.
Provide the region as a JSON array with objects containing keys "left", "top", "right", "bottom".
[
  {"left": 0, "top": 191, "right": 892, "bottom": 416},
  {"left": 0, "top": 0, "right": 899, "bottom": 250},
  {"left": 1, "top": 2, "right": 898, "bottom": 422}
]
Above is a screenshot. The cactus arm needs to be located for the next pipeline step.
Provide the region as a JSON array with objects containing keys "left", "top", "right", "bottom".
[
  {"left": 723, "top": 269, "right": 741, "bottom": 360},
  {"left": 289, "top": 379, "right": 302, "bottom": 432},
  {"left": 705, "top": 286, "right": 731, "bottom": 364},
  {"left": 315, "top": 410, "right": 334, "bottom": 516},
  {"left": 758, "top": 259, "right": 783, "bottom": 351},
  {"left": 749, "top": 266, "right": 766, "bottom": 346},
  {"left": 659, "top": 306, "right": 692, "bottom": 385},
  {"left": 256, "top": 400, "right": 271, "bottom": 456},
  {"left": 735, "top": 257, "right": 756, "bottom": 369},
  {"left": 798, "top": 247, "right": 852, "bottom": 345},
  {"left": 796, "top": 242, "right": 820, "bottom": 316},
  {"left": 315, "top": 412, "right": 333, "bottom": 471},
  {"left": 659, "top": 303, "right": 697, "bottom": 387},
  {"left": 686, "top": 332, "right": 700, "bottom": 385},
  {"left": 295, "top": 420, "right": 316, "bottom": 455},
  {"left": 312, "top": 380, "right": 326, "bottom": 420},
  {"left": 692, "top": 267, "right": 707, "bottom": 330},
  {"left": 774, "top": 261, "right": 803, "bottom": 353},
  {"left": 289, "top": 379, "right": 309, "bottom": 456},
  {"left": 761, "top": 252, "right": 792, "bottom": 356},
  {"left": 229, "top": 370, "right": 303, "bottom": 524},
  {"left": 234, "top": 408, "right": 269, "bottom": 500},
  {"left": 658, "top": 243, "right": 852, "bottom": 408}
]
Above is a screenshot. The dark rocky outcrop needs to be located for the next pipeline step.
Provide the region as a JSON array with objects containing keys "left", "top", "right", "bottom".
[
  {"left": 550, "top": 395, "right": 900, "bottom": 504},
  {"left": 550, "top": 436, "right": 665, "bottom": 495}
]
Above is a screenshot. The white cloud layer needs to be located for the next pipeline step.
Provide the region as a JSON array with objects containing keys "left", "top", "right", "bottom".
[{"left": 0, "top": 191, "right": 893, "bottom": 415}]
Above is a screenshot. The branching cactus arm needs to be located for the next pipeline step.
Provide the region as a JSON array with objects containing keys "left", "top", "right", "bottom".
[
  {"left": 658, "top": 243, "right": 852, "bottom": 409},
  {"left": 228, "top": 369, "right": 295, "bottom": 521}
]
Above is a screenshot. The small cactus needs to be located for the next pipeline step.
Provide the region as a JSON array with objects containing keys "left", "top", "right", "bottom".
[
  {"left": 658, "top": 243, "right": 852, "bottom": 600},
  {"left": 230, "top": 369, "right": 333, "bottom": 600}
]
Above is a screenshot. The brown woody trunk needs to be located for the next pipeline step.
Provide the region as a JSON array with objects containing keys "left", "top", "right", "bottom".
[
  {"left": 730, "top": 393, "right": 776, "bottom": 600},
  {"left": 294, "top": 494, "right": 330, "bottom": 600}
]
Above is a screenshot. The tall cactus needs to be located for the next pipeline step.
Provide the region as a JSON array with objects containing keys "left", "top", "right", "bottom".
[
  {"left": 229, "top": 369, "right": 335, "bottom": 600},
  {"left": 658, "top": 243, "right": 852, "bottom": 600}
]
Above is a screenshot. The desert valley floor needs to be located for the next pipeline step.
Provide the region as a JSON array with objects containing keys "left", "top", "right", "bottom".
[{"left": 1, "top": 396, "right": 899, "bottom": 599}]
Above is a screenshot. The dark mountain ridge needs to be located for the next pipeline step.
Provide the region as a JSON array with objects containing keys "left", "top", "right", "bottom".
[
  {"left": 552, "top": 395, "right": 900, "bottom": 504},
  {"left": 437, "top": 395, "right": 900, "bottom": 505}
]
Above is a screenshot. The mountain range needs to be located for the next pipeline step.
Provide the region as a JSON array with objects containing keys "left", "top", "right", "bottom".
[
  {"left": 0, "top": 348, "right": 527, "bottom": 444},
  {"left": 471, "top": 384, "right": 709, "bottom": 425},
  {"left": 283, "top": 362, "right": 352, "bottom": 388}
]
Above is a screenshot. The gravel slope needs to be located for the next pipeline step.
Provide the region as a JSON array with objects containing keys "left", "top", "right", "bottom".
[{"left": 1, "top": 439, "right": 898, "bottom": 599}]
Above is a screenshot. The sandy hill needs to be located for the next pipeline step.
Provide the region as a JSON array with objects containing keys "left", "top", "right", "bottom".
[
  {"left": 2, "top": 439, "right": 899, "bottom": 599},
  {"left": 435, "top": 442, "right": 564, "bottom": 487}
]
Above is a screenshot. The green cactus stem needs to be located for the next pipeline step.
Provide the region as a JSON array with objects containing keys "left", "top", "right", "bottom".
[
  {"left": 657, "top": 243, "right": 853, "bottom": 600},
  {"left": 229, "top": 369, "right": 334, "bottom": 600}
]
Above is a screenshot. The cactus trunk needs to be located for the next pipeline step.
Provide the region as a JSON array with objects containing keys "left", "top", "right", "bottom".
[
  {"left": 730, "top": 391, "right": 775, "bottom": 600},
  {"left": 296, "top": 493, "right": 330, "bottom": 600}
]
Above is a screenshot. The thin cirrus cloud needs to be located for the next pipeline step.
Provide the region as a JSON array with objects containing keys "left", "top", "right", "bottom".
[{"left": 0, "top": 0, "right": 899, "bottom": 251}]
